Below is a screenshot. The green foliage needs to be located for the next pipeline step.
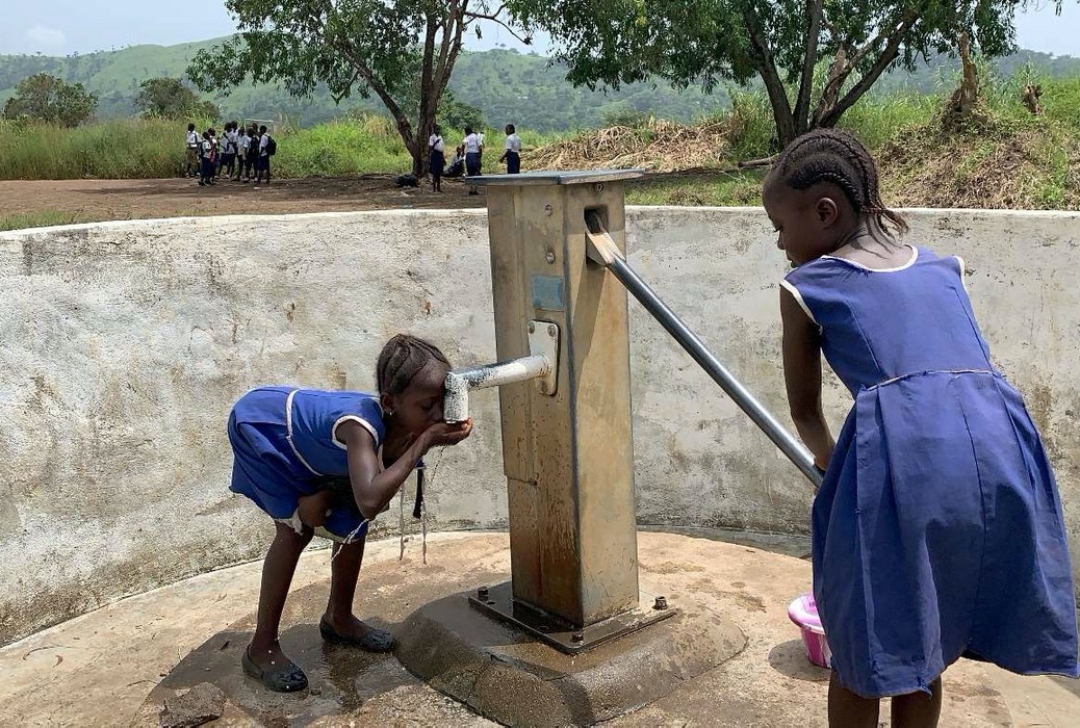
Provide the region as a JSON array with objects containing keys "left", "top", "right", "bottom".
[
  {"left": 3, "top": 39, "right": 1080, "bottom": 133},
  {"left": 186, "top": 2, "right": 520, "bottom": 174},
  {"left": 0, "top": 210, "right": 109, "bottom": 232},
  {"left": 136, "top": 78, "right": 219, "bottom": 119},
  {"left": 508, "top": 0, "right": 1076, "bottom": 142},
  {"left": 601, "top": 105, "right": 652, "bottom": 128},
  {"left": 438, "top": 90, "right": 486, "bottom": 133},
  {"left": 2, "top": 73, "right": 97, "bottom": 127}
]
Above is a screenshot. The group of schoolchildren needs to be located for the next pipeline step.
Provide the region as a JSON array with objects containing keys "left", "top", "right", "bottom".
[
  {"left": 226, "top": 127, "right": 1078, "bottom": 728},
  {"left": 426, "top": 122, "right": 522, "bottom": 193},
  {"left": 184, "top": 122, "right": 276, "bottom": 187}
]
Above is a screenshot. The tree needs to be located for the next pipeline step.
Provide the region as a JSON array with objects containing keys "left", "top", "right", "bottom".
[
  {"left": 509, "top": 1, "right": 1074, "bottom": 149},
  {"left": 2, "top": 73, "right": 97, "bottom": 127},
  {"left": 136, "top": 78, "right": 220, "bottom": 120},
  {"left": 188, "top": 1, "right": 527, "bottom": 176},
  {"left": 439, "top": 89, "right": 486, "bottom": 132}
]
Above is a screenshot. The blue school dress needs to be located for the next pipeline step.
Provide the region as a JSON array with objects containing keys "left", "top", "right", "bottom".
[
  {"left": 782, "top": 245, "right": 1079, "bottom": 698},
  {"left": 228, "top": 386, "right": 387, "bottom": 541}
]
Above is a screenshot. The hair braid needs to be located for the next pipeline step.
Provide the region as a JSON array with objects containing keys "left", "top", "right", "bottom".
[
  {"left": 376, "top": 334, "right": 451, "bottom": 396},
  {"left": 771, "top": 128, "right": 908, "bottom": 237}
]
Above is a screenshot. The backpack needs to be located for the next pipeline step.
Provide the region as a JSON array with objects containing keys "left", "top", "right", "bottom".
[{"left": 265, "top": 135, "right": 277, "bottom": 156}]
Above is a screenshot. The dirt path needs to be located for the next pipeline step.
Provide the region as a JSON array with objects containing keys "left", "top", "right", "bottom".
[{"left": 0, "top": 175, "right": 486, "bottom": 223}]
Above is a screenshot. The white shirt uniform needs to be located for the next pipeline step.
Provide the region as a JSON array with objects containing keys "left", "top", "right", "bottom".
[
  {"left": 187, "top": 130, "right": 199, "bottom": 148},
  {"left": 505, "top": 134, "right": 522, "bottom": 153},
  {"left": 429, "top": 134, "right": 445, "bottom": 153},
  {"left": 259, "top": 133, "right": 270, "bottom": 156},
  {"left": 463, "top": 134, "right": 481, "bottom": 154}
]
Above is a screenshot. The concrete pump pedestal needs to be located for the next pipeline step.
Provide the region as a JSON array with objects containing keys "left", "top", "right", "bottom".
[
  {"left": 2, "top": 531, "right": 1054, "bottom": 727},
  {"left": 395, "top": 586, "right": 746, "bottom": 726}
]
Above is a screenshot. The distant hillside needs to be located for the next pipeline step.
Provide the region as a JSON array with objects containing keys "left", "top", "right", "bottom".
[{"left": 2, "top": 38, "right": 1079, "bottom": 131}]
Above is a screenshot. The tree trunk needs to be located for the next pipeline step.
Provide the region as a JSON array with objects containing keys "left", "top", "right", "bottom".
[
  {"left": 742, "top": 6, "right": 797, "bottom": 147},
  {"left": 792, "top": 0, "right": 824, "bottom": 136}
]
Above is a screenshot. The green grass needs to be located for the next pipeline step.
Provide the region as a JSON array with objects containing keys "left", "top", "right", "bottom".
[
  {"left": 0, "top": 114, "right": 565, "bottom": 180},
  {"left": 0, "top": 210, "right": 109, "bottom": 231},
  {"left": 1, "top": 73, "right": 1077, "bottom": 210}
]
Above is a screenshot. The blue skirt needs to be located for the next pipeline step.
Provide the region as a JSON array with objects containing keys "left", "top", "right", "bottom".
[
  {"left": 430, "top": 149, "right": 445, "bottom": 176},
  {"left": 228, "top": 387, "right": 369, "bottom": 541},
  {"left": 465, "top": 152, "right": 481, "bottom": 177},
  {"left": 814, "top": 370, "right": 1078, "bottom": 697}
]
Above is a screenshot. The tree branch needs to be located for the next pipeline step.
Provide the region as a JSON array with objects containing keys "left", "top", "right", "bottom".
[
  {"left": 818, "top": 10, "right": 919, "bottom": 128},
  {"left": 793, "top": 0, "right": 824, "bottom": 135},
  {"left": 464, "top": 3, "right": 532, "bottom": 44},
  {"left": 741, "top": 4, "right": 795, "bottom": 144}
]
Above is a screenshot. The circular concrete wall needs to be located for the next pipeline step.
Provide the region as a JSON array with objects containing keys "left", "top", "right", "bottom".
[{"left": 2, "top": 207, "right": 1078, "bottom": 646}]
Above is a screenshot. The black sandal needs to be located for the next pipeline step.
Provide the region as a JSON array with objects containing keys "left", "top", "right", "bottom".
[
  {"left": 319, "top": 617, "right": 396, "bottom": 653},
  {"left": 241, "top": 647, "right": 308, "bottom": 692}
]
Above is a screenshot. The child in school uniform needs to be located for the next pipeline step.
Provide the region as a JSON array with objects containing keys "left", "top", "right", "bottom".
[
  {"left": 499, "top": 123, "right": 522, "bottom": 174},
  {"left": 459, "top": 126, "right": 482, "bottom": 195},
  {"left": 185, "top": 123, "right": 200, "bottom": 177},
  {"left": 228, "top": 335, "right": 472, "bottom": 693},
  {"left": 198, "top": 131, "right": 215, "bottom": 187},
  {"left": 255, "top": 125, "right": 271, "bottom": 186},
  {"left": 236, "top": 127, "right": 250, "bottom": 182},
  {"left": 428, "top": 124, "right": 446, "bottom": 192},
  {"left": 767, "top": 128, "right": 1078, "bottom": 727},
  {"left": 245, "top": 125, "right": 260, "bottom": 182},
  {"left": 222, "top": 122, "right": 238, "bottom": 180}
]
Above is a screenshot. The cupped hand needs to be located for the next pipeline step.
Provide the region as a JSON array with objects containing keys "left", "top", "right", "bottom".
[{"left": 422, "top": 419, "right": 474, "bottom": 449}]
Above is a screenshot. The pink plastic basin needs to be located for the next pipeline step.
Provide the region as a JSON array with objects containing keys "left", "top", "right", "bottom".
[{"left": 787, "top": 592, "right": 832, "bottom": 669}]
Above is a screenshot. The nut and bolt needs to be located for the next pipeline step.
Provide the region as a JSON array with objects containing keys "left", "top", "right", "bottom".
[
  {"left": 548, "top": 324, "right": 557, "bottom": 337},
  {"left": 544, "top": 204, "right": 553, "bottom": 216},
  {"left": 477, "top": 586, "right": 489, "bottom": 600},
  {"left": 528, "top": 322, "right": 535, "bottom": 333},
  {"left": 571, "top": 631, "right": 585, "bottom": 643},
  {"left": 545, "top": 250, "right": 556, "bottom": 264},
  {"left": 594, "top": 183, "right": 604, "bottom": 193},
  {"left": 653, "top": 596, "right": 668, "bottom": 610}
]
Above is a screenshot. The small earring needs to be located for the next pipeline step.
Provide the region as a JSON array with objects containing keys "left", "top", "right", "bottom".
[{"left": 386, "top": 410, "right": 394, "bottom": 417}]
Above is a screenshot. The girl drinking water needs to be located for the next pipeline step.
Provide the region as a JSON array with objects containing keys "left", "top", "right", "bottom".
[
  {"left": 228, "top": 335, "right": 472, "bottom": 692},
  {"left": 767, "top": 129, "right": 1078, "bottom": 727}
]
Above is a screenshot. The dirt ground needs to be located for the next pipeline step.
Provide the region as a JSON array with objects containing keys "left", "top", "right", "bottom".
[{"left": 0, "top": 175, "right": 487, "bottom": 223}]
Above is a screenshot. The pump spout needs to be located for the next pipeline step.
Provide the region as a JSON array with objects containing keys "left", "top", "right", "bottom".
[
  {"left": 443, "top": 320, "right": 561, "bottom": 423},
  {"left": 444, "top": 354, "right": 552, "bottom": 423}
]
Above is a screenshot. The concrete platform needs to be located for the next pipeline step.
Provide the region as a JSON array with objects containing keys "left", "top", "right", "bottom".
[{"left": 1, "top": 530, "right": 1077, "bottom": 727}]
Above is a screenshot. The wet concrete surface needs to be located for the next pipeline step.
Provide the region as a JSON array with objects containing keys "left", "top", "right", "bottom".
[{"left": 1, "top": 530, "right": 1076, "bottom": 727}]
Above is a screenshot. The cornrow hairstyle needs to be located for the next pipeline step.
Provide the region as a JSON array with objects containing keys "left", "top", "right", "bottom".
[
  {"left": 376, "top": 334, "right": 451, "bottom": 396},
  {"left": 769, "top": 129, "right": 908, "bottom": 238}
]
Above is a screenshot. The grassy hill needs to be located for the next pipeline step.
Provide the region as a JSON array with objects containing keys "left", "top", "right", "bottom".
[{"left": 2, "top": 38, "right": 1079, "bottom": 131}]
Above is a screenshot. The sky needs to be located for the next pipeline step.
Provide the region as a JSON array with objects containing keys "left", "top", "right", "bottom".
[{"left": 1, "top": 1, "right": 1079, "bottom": 59}]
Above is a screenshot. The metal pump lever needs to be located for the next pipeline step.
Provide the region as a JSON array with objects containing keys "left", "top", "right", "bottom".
[{"left": 584, "top": 211, "right": 822, "bottom": 488}]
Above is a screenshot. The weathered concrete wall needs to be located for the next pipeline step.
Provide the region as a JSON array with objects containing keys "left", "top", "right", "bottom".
[{"left": 1, "top": 207, "right": 1077, "bottom": 646}]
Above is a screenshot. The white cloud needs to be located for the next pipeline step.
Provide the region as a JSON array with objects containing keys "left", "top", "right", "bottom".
[{"left": 25, "top": 25, "right": 67, "bottom": 49}]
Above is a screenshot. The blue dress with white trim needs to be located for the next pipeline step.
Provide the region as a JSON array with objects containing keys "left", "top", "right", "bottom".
[
  {"left": 227, "top": 386, "right": 387, "bottom": 540},
  {"left": 783, "top": 245, "right": 1079, "bottom": 698}
]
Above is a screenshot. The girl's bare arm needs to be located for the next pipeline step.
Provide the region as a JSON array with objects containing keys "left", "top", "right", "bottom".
[
  {"left": 780, "top": 287, "right": 835, "bottom": 471},
  {"left": 338, "top": 419, "right": 472, "bottom": 520}
]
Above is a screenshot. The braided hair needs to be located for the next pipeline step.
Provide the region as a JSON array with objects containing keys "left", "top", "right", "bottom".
[
  {"left": 376, "top": 334, "right": 451, "bottom": 396},
  {"left": 768, "top": 129, "right": 908, "bottom": 238}
]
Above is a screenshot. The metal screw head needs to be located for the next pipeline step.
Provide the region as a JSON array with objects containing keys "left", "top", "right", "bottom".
[
  {"left": 653, "top": 596, "right": 668, "bottom": 610},
  {"left": 547, "top": 324, "right": 557, "bottom": 337},
  {"left": 528, "top": 322, "right": 535, "bottom": 334},
  {"left": 477, "top": 586, "right": 490, "bottom": 600},
  {"left": 594, "top": 183, "right": 604, "bottom": 193},
  {"left": 545, "top": 250, "right": 556, "bottom": 264},
  {"left": 571, "top": 631, "right": 585, "bottom": 643},
  {"left": 544, "top": 204, "right": 553, "bottom": 216}
]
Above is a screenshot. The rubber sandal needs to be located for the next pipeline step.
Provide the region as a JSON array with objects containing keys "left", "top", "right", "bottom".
[
  {"left": 319, "top": 617, "right": 396, "bottom": 653},
  {"left": 241, "top": 647, "right": 308, "bottom": 693}
]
